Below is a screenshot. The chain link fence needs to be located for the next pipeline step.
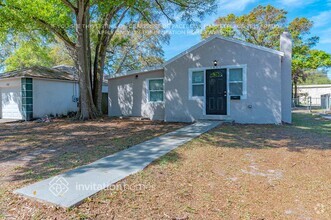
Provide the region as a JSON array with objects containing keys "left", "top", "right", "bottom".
[{"left": 292, "top": 95, "right": 331, "bottom": 113}]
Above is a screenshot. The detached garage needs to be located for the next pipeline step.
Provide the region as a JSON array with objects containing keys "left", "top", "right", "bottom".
[{"left": 0, "top": 66, "right": 79, "bottom": 120}]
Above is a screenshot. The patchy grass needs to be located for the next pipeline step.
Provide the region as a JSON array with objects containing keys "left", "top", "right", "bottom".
[
  {"left": 1, "top": 112, "right": 331, "bottom": 219},
  {"left": 0, "top": 118, "right": 185, "bottom": 219},
  {"left": 293, "top": 112, "right": 331, "bottom": 136}
]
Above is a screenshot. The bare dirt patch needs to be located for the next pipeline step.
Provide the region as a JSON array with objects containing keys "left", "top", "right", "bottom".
[{"left": 0, "top": 117, "right": 185, "bottom": 219}]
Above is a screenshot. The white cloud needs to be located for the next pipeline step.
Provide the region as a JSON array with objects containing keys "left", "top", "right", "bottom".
[
  {"left": 277, "top": 0, "right": 317, "bottom": 7},
  {"left": 312, "top": 10, "right": 331, "bottom": 28},
  {"left": 218, "top": 0, "right": 256, "bottom": 12}
]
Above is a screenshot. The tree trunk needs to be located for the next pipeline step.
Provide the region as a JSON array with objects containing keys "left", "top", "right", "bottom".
[
  {"left": 75, "top": 0, "right": 99, "bottom": 120},
  {"left": 92, "top": 7, "right": 128, "bottom": 113},
  {"left": 92, "top": 41, "right": 106, "bottom": 114}
]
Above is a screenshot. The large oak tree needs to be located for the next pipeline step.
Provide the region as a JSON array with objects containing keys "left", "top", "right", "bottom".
[{"left": 0, "top": 0, "right": 215, "bottom": 119}]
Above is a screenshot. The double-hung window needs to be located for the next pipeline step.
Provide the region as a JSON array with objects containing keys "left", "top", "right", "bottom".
[
  {"left": 191, "top": 70, "right": 204, "bottom": 98},
  {"left": 229, "top": 68, "right": 246, "bottom": 98},
  {"left": 148, "top": 79, "right": 164, "bottom": 102}
]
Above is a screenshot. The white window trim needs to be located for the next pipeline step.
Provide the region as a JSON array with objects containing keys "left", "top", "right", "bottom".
[
  {"left": 188, "top": 64, "right": 247, "bottom": 117},
  {"left": 188, "top": 64, "right": 247, "bottom": 101},
  {"left": 229, "top": 66, "right": 247, "bottom": 99},
  {"left": 146, "top": 78, "right": 165, "bottom": 103},
  {"left": 188, "top": 68, "right": 206, "bottom": 100}
]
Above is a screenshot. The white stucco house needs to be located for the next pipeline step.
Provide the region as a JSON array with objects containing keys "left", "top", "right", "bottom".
[
  {"left": 108, "top": 33, "right": 292, "bottom": 124},
  {"left": 0, "top": 65, "right": 110, "bottom": 120},
  {"left": 297, "top": 84, "right": 331, "bottom": 106},
  {"left": 0, "top": 66, "right": 79, "bottom": 120}
]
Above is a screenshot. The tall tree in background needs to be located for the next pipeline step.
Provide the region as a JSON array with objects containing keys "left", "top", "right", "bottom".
[
  {"left": 0, "top": 0, "right": 216, "bottom": 119},
  {"left": 201, "top": 5, "right": 331, "bottom": 98},
  {"left": 105, "top": 21, "right": 169, "bottom": 75},
  {"left": 300, "top": 69, "right": 331, "bottom": 85},
  {"left": 2, "top": 37, "right": 74, "bottom": 71}
]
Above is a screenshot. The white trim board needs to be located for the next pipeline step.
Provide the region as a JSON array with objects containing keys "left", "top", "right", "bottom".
[{"left": 145, "top": 77, "right": 165, "bottom": 103}]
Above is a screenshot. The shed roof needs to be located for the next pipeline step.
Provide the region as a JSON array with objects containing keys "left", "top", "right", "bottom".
[{"left": 0, "top": 66, "right": 78, "bottom": 81}]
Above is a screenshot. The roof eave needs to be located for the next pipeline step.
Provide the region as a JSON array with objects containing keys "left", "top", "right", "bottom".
[{"left": 109, "top": 66, "right": 164, "bottom": 80}]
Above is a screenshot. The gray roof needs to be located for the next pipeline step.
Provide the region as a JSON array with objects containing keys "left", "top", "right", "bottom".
[{"left": 0, "top": 66, "right": 78, "bottom": 81}]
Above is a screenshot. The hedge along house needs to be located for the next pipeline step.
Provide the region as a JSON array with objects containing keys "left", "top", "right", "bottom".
[
  {"left": 108, "top": 33, "right": 292, "bottom": 124},
  {"left": 0, "top": 66, "right": 79, "bottom": 120}
]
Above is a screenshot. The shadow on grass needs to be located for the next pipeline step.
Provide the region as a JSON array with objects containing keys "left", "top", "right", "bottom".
[
  {"left": 194, "top": 113, "right": 331, "bottom": 153},
  {"left": 0, "top": 118, "right": 185, "bottom": 184},
  {"left": 3, "top": 112, "right": 330, "bottom": 189}
]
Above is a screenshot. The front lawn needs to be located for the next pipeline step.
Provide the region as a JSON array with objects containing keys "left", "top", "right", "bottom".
[
  {"left": 1, "top": 113, "right": 331, "bottom": 219},
  {"left": 0, "top": 118, "right": 185, "bottom": 219}
]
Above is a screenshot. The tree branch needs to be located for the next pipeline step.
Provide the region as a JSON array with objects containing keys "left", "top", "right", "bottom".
[
  {"left": 0, "top": 2, "right": 76, "bottom": 49},
  {"left": 61, "top": 0, "right": 78, "bottom": 13},
  {"left": 133, "top": 7, "right": 152, "bottom": 24},
  {"left": 155, "top": 0, "right": 175, "bottom": 23},
  {"left": 34, "top": 18, "right": 76, "bottom": 49}
]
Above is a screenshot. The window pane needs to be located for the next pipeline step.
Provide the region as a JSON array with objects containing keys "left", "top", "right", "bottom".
[
  {"left": 230, "top": 83, "right": 243, "bottom": 96},
  {"left": 192, "top": 71, "right": 204, "bottom": 83},
  {"left": 150, "top": 91, "right": 164, "bottom": 102},
  {"left": 192, "top": 85, "right": 204, "bottom": 97},
  {"left": 149, "top": 79, "right": 163, "bottom": 91},
  {"left": 229, "top": 68, "right": 243, "bottom": 81}
]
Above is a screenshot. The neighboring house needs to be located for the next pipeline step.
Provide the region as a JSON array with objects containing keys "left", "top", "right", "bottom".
[
  {"left": 297, "top": 84, "right": 331, "bottom": 106},
  {"left": 108, "top": 33, "right": 292, "bottom": 124},
  {"left": 0, "top": 66, "right": 79, "bottom": 120},
  {"left": 0, "top": 66, "right": 109, "bottom": 120}
]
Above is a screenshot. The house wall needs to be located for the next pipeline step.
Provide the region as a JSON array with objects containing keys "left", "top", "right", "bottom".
[
  {"left": 0, "top": 78, "right": 22, "bottom": 119},
  {"left": 280, "top": 32, "right": 292, "bottom": 123},
  {"left": 297, "top": 84, "right": 331, "bottom": 105},
  {"left": 164, "top": 38, "right": 283, "bottom": 123},
  {"left": 33, "top": 79, "right": 78, "bottom": 118},
  {"left": 108, "top": 70, "right": 165, "bottom": 120}
]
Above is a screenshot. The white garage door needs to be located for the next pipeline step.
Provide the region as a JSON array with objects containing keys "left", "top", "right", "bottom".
[{"left": 1, "top": 87, "right": 22, "bottom": 119}]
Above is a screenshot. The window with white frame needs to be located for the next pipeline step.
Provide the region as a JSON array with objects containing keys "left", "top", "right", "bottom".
[
  {"left": 191, "top": 70, "right": 204, "bottom": 97},
  {"left": 229, "top": 68, "right": 245, "bottom": 97},
  {"left": 148, "top": 79, "right": 164, "bottom": 102}
]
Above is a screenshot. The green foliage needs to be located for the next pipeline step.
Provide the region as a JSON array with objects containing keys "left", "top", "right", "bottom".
[
  {"left": 106, "top": 21, "right": 169, "bottom": 75},
  {"left": 0, "top": 0, "right": 217, "bottom": 118},
  {"left": 4, "top": 39, "right": 54, "bottom": 71},
  {"left": 201, "top": 4, "right": 331, "bottom": 96},
  {"left": 202, "top": 5, "right": 287, "bottom": 48},
  {"left": 1, "top": 36, "right": 74, "bottom": 71},
  {"left": 299, "top": 69, "right": 331, "bottom": 85}
]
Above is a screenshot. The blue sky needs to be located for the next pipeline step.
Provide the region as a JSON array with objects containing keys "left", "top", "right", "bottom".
[{"left": 162, "top": 0, "right": 331, "bottom": 76}]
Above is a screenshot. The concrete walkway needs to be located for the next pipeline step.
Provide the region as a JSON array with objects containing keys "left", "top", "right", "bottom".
[{"left": 14, "top": 121, "right": 221, "bottom": 208}]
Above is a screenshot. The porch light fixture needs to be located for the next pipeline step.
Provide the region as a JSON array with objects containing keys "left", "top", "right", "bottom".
[{"left": 213, "top": 60, "right": 218, "bottom": 66}]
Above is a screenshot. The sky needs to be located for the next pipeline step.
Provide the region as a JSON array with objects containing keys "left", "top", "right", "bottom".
[{"left": 161, "top": 0, "right": 331, "bottom": 77}]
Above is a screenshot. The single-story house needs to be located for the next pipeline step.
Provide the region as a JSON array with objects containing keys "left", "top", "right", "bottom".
[
  {"left": 0, "top": 66, "right": 109, "bottom": 120},
  {"left": 108, "top": 33, "right": 292, "bottom": 124},
  {"left": 297, "top": 84, "right": 331, "bottom": 106},
  {"left": 0, "top": 66, "right": 79, "bottom": 120}
]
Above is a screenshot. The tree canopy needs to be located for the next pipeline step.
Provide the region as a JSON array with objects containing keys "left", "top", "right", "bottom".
[
  {"left": 0, "top": 0, "right": 216, "bottom": 119},
  {"left": 201, "top": 4, "right": 331, "bottom": 97}
]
